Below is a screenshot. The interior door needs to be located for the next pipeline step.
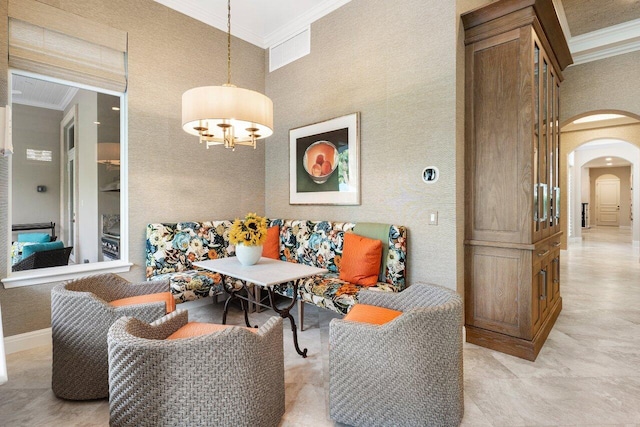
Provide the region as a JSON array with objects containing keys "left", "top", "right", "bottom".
[
  {"left": 596, "top": 177, "right": 620, "bottom": 227},
  {"left": 61, "top": 107, "right": 79, "bottom": 263}
]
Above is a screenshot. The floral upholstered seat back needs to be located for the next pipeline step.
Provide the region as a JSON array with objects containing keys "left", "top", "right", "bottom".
[
  {"left": 268, "top": 219, "right": 407, "bottom": 291},
  {"left": 146, "top": 221, "right": 234, "bottom": 278},
  {"left": 272, "top": 220, "right": 353, "bottom": 273}
]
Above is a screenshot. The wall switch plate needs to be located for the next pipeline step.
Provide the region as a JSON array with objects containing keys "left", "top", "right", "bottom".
[{"left": 429, "top": 211, "right": 438, "bottom": 225}]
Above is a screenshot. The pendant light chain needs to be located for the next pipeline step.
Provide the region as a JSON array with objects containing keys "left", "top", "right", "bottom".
[{"left": 227, "top": 0, "right": 231, "bottom": 85}]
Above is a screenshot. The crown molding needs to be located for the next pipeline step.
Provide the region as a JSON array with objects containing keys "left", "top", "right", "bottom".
[
  {"left": 264, "top": 0, "right": 351, "bottom": 48},
  {"left": 569, "top": 18, "right": 640, "bottom": 65}
]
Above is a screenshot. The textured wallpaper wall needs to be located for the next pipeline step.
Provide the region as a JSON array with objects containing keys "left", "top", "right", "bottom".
[
  {"left": 265, "top": 0, "right": 466, "bottom": 291},
  {"left": 562, "top": 50, "right": 640, "bottom": 121},
  {"left": 0, "top": 0, "right": 267, "bottom": 336}
]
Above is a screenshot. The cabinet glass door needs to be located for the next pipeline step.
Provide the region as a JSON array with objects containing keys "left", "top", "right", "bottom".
[
  {"left": 540, "top": 55, "right": 550, "bottom": 237},
  {"left": 533, "top": 43, "right": 541, "bottom": 239},
  {"left": 533, "top": 38, "right": 551, "bottom": 241},
  {"left": 550, "top": 76, "right": 561, "bottom": 234}
]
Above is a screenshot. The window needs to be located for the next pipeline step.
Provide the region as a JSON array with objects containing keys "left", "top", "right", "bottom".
[
  {"left": 3, "top": 0, "right": 129, "bottom": 287},
  {"left": 2, "top": 71, "right": 130, "bottom": 288}
]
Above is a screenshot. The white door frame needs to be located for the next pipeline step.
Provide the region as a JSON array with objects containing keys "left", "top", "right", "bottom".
[
  {"left": 568, "top": 141, "right": 640, "bottom": 247},
  {"left": 60, "top": 106, "right": 79, "bottom": 263}
]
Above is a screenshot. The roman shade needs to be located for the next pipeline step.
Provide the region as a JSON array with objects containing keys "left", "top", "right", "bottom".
[{"left": 8, "top": 0, "right": 127, "bottom": 92}]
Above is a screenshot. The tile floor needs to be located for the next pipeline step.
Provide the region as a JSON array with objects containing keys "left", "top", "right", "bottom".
[{"left": 1, "top": 226, "right": 639, "bottom": 426}]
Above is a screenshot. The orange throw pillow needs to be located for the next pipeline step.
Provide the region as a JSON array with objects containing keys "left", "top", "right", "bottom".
[
  {"left": 339, "top": 232, "right": 382, "bottom": 286},
  {"left": 262, "top": 226, "right": 280, "bottom": 259},
  {"left": 167, "top": 322, "right": 258, "bottom": 339},
  {"left": 109, "top": 292, "right": 176, "bottom": 314},
  {"left": 344, "top": 304, "right": 402, "bottom": 325}
]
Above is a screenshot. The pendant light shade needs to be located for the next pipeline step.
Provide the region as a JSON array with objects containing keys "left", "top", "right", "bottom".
[
  {"left": 182, "top": 85, "right": 273, "bottom": 147},
  {"left": 181, "top": 0, "right": 274, "bottom": 150}
]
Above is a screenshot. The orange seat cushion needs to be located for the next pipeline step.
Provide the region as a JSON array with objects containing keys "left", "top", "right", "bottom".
[
  {"left": 262, "top": 226, "right": 280, "bottom": 259},
  {"left": 167, "top": 322, "right": 258, "bottom": 339},
  {"left": 109, "top": 292, "right": 176, "bottom": 314},
  {"left": 339, "top": 233, "right": 382, "bottom": 286},
  {"left": 344, "top": 303, "right": 402, "bottom": 325}
]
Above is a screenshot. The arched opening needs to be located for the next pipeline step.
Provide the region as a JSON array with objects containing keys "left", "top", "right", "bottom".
[{"left": 562, "top": 110, "right": 640, "bottom": 250}]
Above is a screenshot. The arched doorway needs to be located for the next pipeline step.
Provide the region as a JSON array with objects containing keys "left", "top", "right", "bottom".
[{"left": 562, "top": 111, "right": 640, "bottom": 249}]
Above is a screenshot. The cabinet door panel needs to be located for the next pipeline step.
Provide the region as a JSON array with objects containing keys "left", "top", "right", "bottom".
[
  {"left": 466, "top": 29, "right": 532, "bottom": 244},
  {"left": 466, "top": 245, "right": 532, "bottom": 338},
  {"left": 532, "top": 256, "right": 549, "bottom": 335}
]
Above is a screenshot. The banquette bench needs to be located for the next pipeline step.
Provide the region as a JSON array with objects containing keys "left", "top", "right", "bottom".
[{"left": 146, "top": 219, "right": 407, "bottom": 328}]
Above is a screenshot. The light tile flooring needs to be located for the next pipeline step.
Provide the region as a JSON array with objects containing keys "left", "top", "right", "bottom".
[{"left": 1, "top": 227, "right": 639, "bottom": 426}]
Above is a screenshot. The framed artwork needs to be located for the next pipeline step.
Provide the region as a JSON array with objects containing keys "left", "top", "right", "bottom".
[{"left": 289, "top": 112, "right": 360, "bottom": 205}]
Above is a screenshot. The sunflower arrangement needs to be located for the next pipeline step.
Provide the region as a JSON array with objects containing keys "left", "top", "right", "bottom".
[{"left": 229, "top": 213, "right": 268, "bottom": 246}]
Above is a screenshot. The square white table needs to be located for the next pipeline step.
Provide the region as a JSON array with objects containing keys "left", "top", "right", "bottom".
[{"left": 194, "top": 257, "right": 327, "bottom": 358}]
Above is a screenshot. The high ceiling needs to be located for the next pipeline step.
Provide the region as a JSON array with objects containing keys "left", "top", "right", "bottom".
[
  {"left": 153, "top": 0, "right": 351, "bottom": 49},
  {"left": 154, "top": 0, "right": 640, "bottom": 64}
]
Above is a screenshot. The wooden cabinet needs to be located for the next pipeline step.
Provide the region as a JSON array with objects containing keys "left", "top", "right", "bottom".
[{"left": 462, "top": 0, "right": 572, "bottom": 361}]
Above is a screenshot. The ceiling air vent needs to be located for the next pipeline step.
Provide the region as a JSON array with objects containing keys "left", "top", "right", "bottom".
[{"left": 269, "top": 27, "right": 310, "bottom": 72}]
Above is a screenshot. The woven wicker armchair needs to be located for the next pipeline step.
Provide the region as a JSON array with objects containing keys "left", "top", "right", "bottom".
[
  {"left": 12, "top": 246, "right": 72, "bottom": 271},
  {"left": 329, "top": 282, "right": 464, "bottom": 427},
  {"left": 51, "top": 273, "right": 172, "bottom": 400},
  {"left": 107, "top": 310, "right": 285, "bottom": 427}
]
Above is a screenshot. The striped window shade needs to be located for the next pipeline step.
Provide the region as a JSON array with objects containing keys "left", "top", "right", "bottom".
[{"left": 8, "top": 0, "right": 127, "bottom": 93}]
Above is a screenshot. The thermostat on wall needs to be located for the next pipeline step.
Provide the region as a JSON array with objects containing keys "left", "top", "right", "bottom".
[{"left": 422, "top": 166, "right": 439, "bottom": 184}]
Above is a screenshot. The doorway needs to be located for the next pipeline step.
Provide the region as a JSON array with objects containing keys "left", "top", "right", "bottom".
[
  {"left": 595, "top": 175, "right": 620, "bottom": 226},
  {"left": 61, "top": 107, "right": 78, "bottom": 263}
]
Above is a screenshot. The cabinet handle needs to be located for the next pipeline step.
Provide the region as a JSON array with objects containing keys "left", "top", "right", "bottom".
[
  {"left": 554, "top": 186, "right": 560, "bottom": 219},
  {"left": 552, "top": 241, "right": 561, "bottom": 247},
  {"left": 537, "top": 250, "right": 550, "bottom": 257},
  {"left": 541, "top": 183, "right": 548, "bottom": 222},
  {"left": 540, "top": 269, "right": 547, "bottom": 300},
  {"left": 534, "top": 183, "right": 539, "bottom": 222}
]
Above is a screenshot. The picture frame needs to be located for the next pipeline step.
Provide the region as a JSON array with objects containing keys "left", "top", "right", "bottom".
[{"left": 289, "top": 112, "right": 360, "bottom": 205}]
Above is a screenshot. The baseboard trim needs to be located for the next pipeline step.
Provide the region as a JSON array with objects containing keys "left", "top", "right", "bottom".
[{"left": 4, "top": 328, "right": 52, "bottom": 355}]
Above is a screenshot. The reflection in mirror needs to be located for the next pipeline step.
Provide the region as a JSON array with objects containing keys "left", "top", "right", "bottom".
[{"left": 10, "top": 73, "right": 122, "bottom": 272}]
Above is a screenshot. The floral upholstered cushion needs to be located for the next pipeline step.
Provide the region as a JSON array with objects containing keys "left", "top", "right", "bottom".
[
  {"left": 150, "top": 269, "right": 253, "bottom": 303},
  {"left": 146, "top": 221, "right": 235, "bottom": 279},
  {"left": 271, "top": 220, "right": 407, "bottom": 315},
  {"left": 277, "top": 219, "right": 354, "bottom": 272},
  {"left": 150, "top": 270, "right": 224, "bottom": 303},
  {"left": 273, "top": 219, "right": 407, "bottom": 290},
  {"left": 273, "top": 273, "right": 399, "bottom": 315},
  {"left": 10, "top": 242, "right": 26, "bottom": 265}
]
